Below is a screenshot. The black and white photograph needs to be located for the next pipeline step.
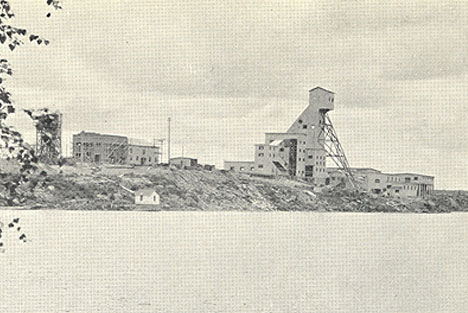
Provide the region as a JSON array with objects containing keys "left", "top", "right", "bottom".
[{"left": 1, "top": 1, "right": 467, "bottom": 312}]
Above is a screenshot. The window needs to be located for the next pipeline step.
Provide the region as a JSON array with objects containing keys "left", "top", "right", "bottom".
[
  {"left": 240, "top": 167, "right": 245, "bottom": 171},
  {"left": 414, "top": 177, "right": 418, "bottom": 181},
  {"left": 308, "top": 155, "right": 313, "bottom": 159},
  {"left": 259, "top": 146, "right": 264, "bottom": 150},
  {"left": 375, "top": 179, "right": 380, "bottom": 183},
  {"left": 279, "top": 148, "right": 284, "bottom": 152},
  {"left": 395, "top": 190, "right": 399, "bottom": 193},
  {"left": 153, "top": 196, "right": 156, "bottom": 201},
  {"left": 298, "top": 119, "right": 303, "bottom": 124},
  {"left": 303, "top": 125, "right": 307, "bottom": 129},
  {"left": 250, "top": 167, "right": 255, "bottom": 171},
  {"left": 258, "top": 164, "right": 263, "bottom": 168},
  {"left": 143, "top": 149, "right": 146, "bottom": 155},
  {"left": 149, "top": 157, "right": 151, "bottom": 162},
  {"left": 230, "top": 166, "right": 235, "bottom": 170},
  {"left": 136, "top": 156, "right": 139, "bottom": 160},
  {"left": 258, "top": 153, "right": 264, "bottom": 157},
  {"left": 140, "top": 195, "right": 143, "bottom": 201}
]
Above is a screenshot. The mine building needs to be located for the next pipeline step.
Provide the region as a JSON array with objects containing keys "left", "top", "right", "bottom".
[
  {"left": 127, "top": 138, "right": 160, "bottom": 166},
  {"left": 170, "top": 157, "right": 198, "bottom": 168},
  {"left": 225, "top": 87, "right": 435, "bottom": 194},
  {"left": 73, "top": 131, "right": 128, "bottom": 164},
  {"left": 72, "top": 131, "right": 160, "bottom": 165},
  {"left": 225, "top": 87, "right": 335, "bottom": 186},
  {"left": 328, "top": 168, "right": 435, "bottom": 197}
]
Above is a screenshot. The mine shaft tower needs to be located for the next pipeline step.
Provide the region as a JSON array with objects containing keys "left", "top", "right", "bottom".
[{"left": 26, "top": 109, "right": 62, "bottom": 164}]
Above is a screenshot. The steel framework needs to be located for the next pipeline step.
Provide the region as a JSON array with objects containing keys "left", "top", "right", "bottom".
[{"left": 318, "top": 111, "right": 360, "bottom": 189}]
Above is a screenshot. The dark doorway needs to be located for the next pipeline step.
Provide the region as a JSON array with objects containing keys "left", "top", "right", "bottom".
[
  {"left": 284, "top": 139, "right": 297, "bottom": 176},
  {"left": 305, "top": 165, "right": 314, "bottom": 177},
  {"left": 94, "top": 154, "right": 101, "bottom": 163}
]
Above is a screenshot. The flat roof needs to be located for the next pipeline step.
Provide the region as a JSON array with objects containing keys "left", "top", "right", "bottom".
[
  {"left": 73, "top": 131, "right": 127, "bottom": 139},
  {"left": 386, "top": 173, "right": 435, "bottom": 179},
  {"left": 170, "top": 157, "right": 197, "bottom": 160}
]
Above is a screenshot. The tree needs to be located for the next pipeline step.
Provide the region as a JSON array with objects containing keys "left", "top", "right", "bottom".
[{"left": 0, "top": 0, "right": 61, "bottom": 206}]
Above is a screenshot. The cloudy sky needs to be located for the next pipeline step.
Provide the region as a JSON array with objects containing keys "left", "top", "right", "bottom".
[{"left": 4, "top": 0, "right": 468, "bottom": 189}]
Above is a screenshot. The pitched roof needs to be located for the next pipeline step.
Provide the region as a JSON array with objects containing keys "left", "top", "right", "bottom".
[
  {"left": 136, "top": 188, "right": 158, "bottom": 197},
  {"left": 309, "top": 86, "right": 335, "bottom": 94}
]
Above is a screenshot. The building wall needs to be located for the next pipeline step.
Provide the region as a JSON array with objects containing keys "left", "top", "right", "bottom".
[
  {"left": 224, "top": 161, "right": 256, "bottom": 174},
  {"left": 135, "top": 192, "right": 160, "bottom": 205},
  {"left": 127, "top": 145, "right": 159, "bottom": 166},
  {"left": 224, "top": 88, "right": 333, "bottom": 183},
  {"left": 73, "top": 131, "right": 128, "bottom": 164},
  {"left": 170, "top": 158, "right": 198, "bottom": 168},
  {"left": 349, "top": 169, "right": 434, "bottom": 197}
]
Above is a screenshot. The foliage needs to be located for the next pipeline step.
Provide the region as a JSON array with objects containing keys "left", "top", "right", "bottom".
[{"left": 0, "top": 0, "right": 61, "bottom": 204}]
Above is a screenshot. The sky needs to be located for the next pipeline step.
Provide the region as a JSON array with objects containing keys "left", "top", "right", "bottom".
[{"left": 3, "top": 0, "right": 468, "bottom": 189}]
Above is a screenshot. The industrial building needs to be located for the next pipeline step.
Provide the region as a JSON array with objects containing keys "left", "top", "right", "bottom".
[
  {"left": 127, "top": 138, "right": 160, "bottom": 166},
  {"left": 72, "top": 131, "right": 160, "bottom": 165},
  {"left": 170, "top": 157, "right": 198, "bottom": 168},
  {"left": 225, "top": 87, "right": 336, "bottom": 186},
  {"left": 328, "top": 168, "right": 434, "bottom": 197},
  {"left": 225, "top": 87, "right": 435, "bottom": 195}
]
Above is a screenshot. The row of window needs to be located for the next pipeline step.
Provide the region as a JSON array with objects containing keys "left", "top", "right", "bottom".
[
  {"left": 258, "top": 153, "right": 278, "bottom": 158},
  {"left": 129, "top": 156, "right": 156, "bottom": 162},
  {"left": 258, "top": 146, "right": 278, "bottom": 151},
  {"left": 75, "top": 142, "right": 120, "bottom": 147},
  {"left": 129, "top": 148, "right": 158, "bottom": 155}
]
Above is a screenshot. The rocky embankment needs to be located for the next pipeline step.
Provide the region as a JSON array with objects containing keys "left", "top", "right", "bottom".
[{"left": 1, "top": 161, "right": 467, "bottom": 212}]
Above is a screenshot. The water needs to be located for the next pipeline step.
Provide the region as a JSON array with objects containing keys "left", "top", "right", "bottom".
[{"left": 1, "top": 210, "right": 467, "bottom": 313}]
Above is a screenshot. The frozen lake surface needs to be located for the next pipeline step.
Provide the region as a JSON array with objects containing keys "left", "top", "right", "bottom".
[{"left": 1, "top": 210, "right": 467, "bottom": 313}]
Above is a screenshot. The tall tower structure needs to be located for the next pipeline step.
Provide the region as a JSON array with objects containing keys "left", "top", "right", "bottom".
[
  {"left": 25, "top": 108, "right": 62, "bottom": 164},
  {"left": 225, "top": 87, "right": 358, "bottom": 188},
  {"left": 286, "top": 87, "right": 357, "bottom": 187}
]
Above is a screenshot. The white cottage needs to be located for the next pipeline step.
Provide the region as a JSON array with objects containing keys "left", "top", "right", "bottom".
[{"left": 135, "top": 188, "right": 160, "bottom": 205}]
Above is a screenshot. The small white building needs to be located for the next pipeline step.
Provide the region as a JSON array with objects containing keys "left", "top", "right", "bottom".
[
  {"left": 170, "top": 157, "right": 198, "bottom": 168},
  {"left": 135, "top": 188, "right": 160, "bottom": 205}
]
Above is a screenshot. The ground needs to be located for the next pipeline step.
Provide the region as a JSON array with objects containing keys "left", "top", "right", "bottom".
[{"left": 1, "top": 160, "right": 467, "bottom": 212}]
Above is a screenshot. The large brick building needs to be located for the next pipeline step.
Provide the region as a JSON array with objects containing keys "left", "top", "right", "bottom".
[{"left": 72, "top": 131, "right": 160, "bottom": 165}]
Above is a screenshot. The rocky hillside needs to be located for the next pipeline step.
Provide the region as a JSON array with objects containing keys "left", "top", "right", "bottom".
[{"left": 1, "top": 161, "right": 467, "bottom": 212}]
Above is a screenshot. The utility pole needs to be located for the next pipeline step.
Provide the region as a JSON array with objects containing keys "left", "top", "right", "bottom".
[{"left": 168, "top": 117, "right": 171, "bottom": 163}]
